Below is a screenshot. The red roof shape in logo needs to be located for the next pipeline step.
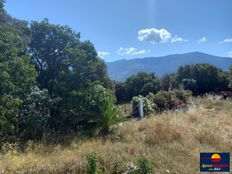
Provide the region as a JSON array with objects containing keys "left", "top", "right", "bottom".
[{"left": 211, "top": 154, "right": 222, "bottom": 163}]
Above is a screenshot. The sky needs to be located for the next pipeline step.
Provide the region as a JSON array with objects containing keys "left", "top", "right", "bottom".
[{"left": 5, "top": 0, "right": 232, "bottom": 62}]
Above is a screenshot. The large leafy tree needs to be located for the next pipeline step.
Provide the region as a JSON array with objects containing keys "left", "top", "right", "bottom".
[
  {"left": 0, "top": 1, "right": 31, "bottom": 48},
  {"left": 0, "top": 26, "right": 37, "bottom": 139},
  {"left": 177, "top": 63, "right": 229, "bottom": 94},
  {"left": 30, "top": 19, "right": 111, "bottom": 93},
  {"left": 159, "top": 73, "right": 179, "bottom": 90},
  {"left": 29, "top": 20, "right": 112, "bottom": 133},
  {"left": 115, "top": 72, "right": 159, "bottom": 103}
]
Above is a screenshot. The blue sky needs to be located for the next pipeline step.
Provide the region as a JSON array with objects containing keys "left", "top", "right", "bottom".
[{"left": 5, "top": 0, "right": 232, "bottom": 61}]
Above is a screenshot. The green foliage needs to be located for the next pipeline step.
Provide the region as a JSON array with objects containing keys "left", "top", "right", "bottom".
[
  {"left": 123, "top": 156, "right": 152, "bottom": 174},
  {"left": 1, "top": 3, "right": 231, "bottom": 143},
  {"left": 19, "top": 87, "right": 53, "bottom": 140},
  {"left": 86, "top": 152, "right": 153, "bottom": 174},
  {"left": 0, "top": 26, "right": 37, "bottom": 140},
  {"left": 159, "top": 74, "right": 171, "bottom": 90},
  {"left": 84, "top": 85, "right": 120, "bottom": 135},
  {"left": 116, "top": 72, "right": 159, "bottom": 103},
  {"left": 29, "top": 20, "right": 113, "bottom": 135},
  {"left": 181, "top": 78, "right": 198, "bottom": 95},
  {"left": 151, "top": 92, "right": 167, "bottom": 111},
  {"left": 151, "top": 90, "right": 191, "bottom": 112},
  {"left": 137, "top": 156, "right": 152, "bottom": 174},
  {"left": 0, "top": 4, "right": 30, "bottom": 48},
  {"left": 30, "top": 19, "right": 111, "bottom": 92},
  {"left": 131, "top": 95, "right": 154, "bottom": 117},
  {"left": 177, "top": 63, "right": 229, "bottom": 94},
  {"left": 87, "top": 152, "right": 97, "bottom": 174},
  {"left": 159, "top": 73, "right": 178, "bottom": 90},
  {"left": 125, "top": 162, "right": 139, "bottom": 173},
  {"left": 115, "top": 82, "right": 128, "bottom": 103}
]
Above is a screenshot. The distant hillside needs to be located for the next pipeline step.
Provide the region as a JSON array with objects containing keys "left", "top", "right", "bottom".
[{"left": 106, "top": 52, "right": 232, "bottom": 81}]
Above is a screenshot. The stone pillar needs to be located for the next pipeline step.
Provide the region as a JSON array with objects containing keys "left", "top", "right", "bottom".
[{"left": 138, "top": 99, "right": 144, "bottom": 118}]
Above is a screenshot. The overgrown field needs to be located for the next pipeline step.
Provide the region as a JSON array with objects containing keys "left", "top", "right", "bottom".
[{"left": 0, "top": 97, "right": 232, "bottom": 174}]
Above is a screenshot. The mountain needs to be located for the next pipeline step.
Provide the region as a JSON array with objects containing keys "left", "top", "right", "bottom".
[{"left": 106, "top": 52, "right": 232, "bottom": 81}]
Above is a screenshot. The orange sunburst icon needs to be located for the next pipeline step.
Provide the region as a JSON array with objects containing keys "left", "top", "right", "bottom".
[{"left": 211, "top": 153, "right": 222, "bottom": 163}]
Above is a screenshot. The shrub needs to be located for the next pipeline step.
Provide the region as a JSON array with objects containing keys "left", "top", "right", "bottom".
[
  {"left": 151, "top": 90, "right": 191, "bottom": 112},
  {"left": 84, "top": 85, "right": 120, "bottom": 136},
  {"left": 124, "top": 161, "right": 139, "bottom": 173},
  {"left": 152, "top": 92, "right": 167, "bottom": 112},
  {"left": 87, "top": 152, "right": 97, "bottom": 174},
  {"left": 131, "top": 95, "right": 154, "bottom": 117},
  {"left": 137, "top": 156, "right": 152, "bottom": 174}
]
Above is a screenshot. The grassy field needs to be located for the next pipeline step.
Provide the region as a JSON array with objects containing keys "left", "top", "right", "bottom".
[{"left": 0, "top": 96, "right": 232, "bottom": 174}]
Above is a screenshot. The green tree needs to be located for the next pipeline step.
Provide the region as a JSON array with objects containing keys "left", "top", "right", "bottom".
[
  {"left": 159, "top": 74, "right": 171, "bottom": 90},
  {"left": 181, "top": 78, "right": 198, "bottom": 95},
  {"left": 0, "top": 1, "right": 31, "bottom": 48},
  {"left": 29, "top": 20, "right": 112, "bottom": 134},
  {"left": 177, "top": 64, "right": 229, "bottom": 94},
  {"left": 0, "top": 26, "right": 37, "bottom": 140},
  {"left": 116, "top": 72, "right": 159, "bottom": 103},
  {"left": 159, "top": 73, "right": 180, "bottom": 90},
  {"left": 115, "top": 82, "right": 128, "bottom": 103}
]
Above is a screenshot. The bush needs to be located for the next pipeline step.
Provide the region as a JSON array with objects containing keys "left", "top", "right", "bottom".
[
  {"left": 123, "top": 156, "right": 152, "bottom": 174},
  {"left": 87, "top": 152, "right": 97, "bottom": 174},
  {"left": 124, "top": 162, "right": 139, "bottom": 174},
  {"left": 131, "top": 95, "right": 154, "bottom": 117},
  {"left": 152, "top": 93, "right": 167, "bottom": 111},
  {"left": 151, "top": 90, "right": 191, "bottom": 112},
  {"left": 84, "top": 85, "right": 120, "bottom": 136},
  {"left": 137, "top": 156, "right": 152, "bottom": 174}
]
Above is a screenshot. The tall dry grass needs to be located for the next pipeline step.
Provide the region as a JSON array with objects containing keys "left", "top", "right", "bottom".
[{"left": 0, "top": 97, "right": 232, "bottom": 173}]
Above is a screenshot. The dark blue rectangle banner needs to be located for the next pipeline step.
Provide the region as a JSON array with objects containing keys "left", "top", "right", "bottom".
[{"left": 200, "top": 152, "right": 230, "bottom": 172}]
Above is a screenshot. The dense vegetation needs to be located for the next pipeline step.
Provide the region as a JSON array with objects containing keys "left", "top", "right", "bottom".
[
  {"left": 1, "top": 97, "right": 232, "bottom": 173},
  {"left": 0, "top": 0, "right": 232, "bottom": 146},
  {"left": 116, "top": 64, "right": 230, "bottom": 103},
  {"left": 0, "top": 2, "right": 114, "bottom": 142},
  {"left": 0, "top": 1, "right": 232, "bottom": 173}
]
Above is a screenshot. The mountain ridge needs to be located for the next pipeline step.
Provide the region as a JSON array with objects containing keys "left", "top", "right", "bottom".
[{"left": 106, "top": 52, "right": 232, "bottom": 81}]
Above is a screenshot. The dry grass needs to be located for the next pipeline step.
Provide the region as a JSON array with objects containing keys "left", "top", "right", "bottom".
[{"left": 0, "top": 97, "right": 232, "bottom": 174}]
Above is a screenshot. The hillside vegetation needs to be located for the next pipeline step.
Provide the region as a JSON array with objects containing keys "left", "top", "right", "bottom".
[
  {"left": 1, "top": 2, "right": 232, "bottom": 173},
  {"left": 1, "top": 97, "right": 231, "bottom": 174}
]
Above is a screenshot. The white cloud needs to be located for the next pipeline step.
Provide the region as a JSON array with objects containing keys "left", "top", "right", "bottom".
[
  {"left": 222, "top": 38, "right": 232, "bottom": 43},
  {"left": 198, "top": 37, "right": 207, "bottom": 43},
  {"left": 171, "top": 36, "right": 188, "bottom": 43},
  {"left": 138, "top": 28, "right": 171, "bottom": 43},
  {"left": 138, "top": 28, "right": 187, "bottom": 44},
  {"left": 228, "top": 51, "right": 232, "bottom": 58},
  {"left": 117, "top": 47, "right": 148, "bottom": 56},
  {"left": 97, "top": 51, "right": 110, "bottom": 59}
]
